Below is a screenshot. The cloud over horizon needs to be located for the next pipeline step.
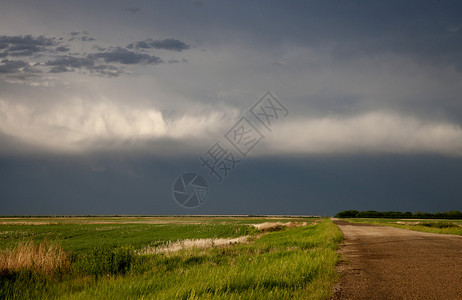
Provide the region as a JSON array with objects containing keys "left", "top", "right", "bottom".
[
  {"left": 1, "top": 95, "right": 462, "bottom": 157},
  {"left": 1, "top": 0, "right": 462, "bottom": 214}
]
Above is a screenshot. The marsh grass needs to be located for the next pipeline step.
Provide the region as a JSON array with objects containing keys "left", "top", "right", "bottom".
[
  {"left": 0, "top": 240, "right": 70, "bottom": 276},
  {"left": 252, "top": 221, "right": 308, "bottom": 232},
  {"left": 139, "top": 235, "right": 254, "bottom": 255}
]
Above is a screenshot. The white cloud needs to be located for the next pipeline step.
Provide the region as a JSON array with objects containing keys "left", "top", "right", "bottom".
[
  {"left": 2, "top": 96, "right": 462, "bottom": 157},
  {"left": 0, "top": 97, "right": 238, "bottom": 153},
  {"left": 263, "top": 113, "right": 462, "bottom": 156}
]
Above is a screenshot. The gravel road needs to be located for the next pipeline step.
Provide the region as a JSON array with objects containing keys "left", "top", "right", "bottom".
[{"left": 332, "top": 219, "right": 462, "bottom": 299}]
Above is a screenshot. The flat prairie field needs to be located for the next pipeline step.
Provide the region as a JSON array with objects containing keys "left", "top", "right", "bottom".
[
  {"left": 0, "top": 216, "right": 342, "bottom": 299},
  {"left": 345, "top": 218, "right": 462, "bottom": 235}
]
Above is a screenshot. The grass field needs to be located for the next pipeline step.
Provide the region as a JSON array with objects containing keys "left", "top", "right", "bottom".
[
  {"left": 345, "top": 218, "right": 462, "bottom": 235},
  {"left": 0, "top": 216, "right": 343, "bottom": 299}
]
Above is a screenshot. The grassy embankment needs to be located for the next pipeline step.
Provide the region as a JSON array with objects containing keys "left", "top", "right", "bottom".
[
  {"left": 345, "top": 218, "right": 462, "bottom": 235},
  {"left": 0, "top": 217, "right": 343, "bottom": 299}
]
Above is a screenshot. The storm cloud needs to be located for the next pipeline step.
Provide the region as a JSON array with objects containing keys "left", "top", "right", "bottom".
[
  {"left": 0, "top": 33, "right": 190, "bottom": 79},
  {"left": 127, "top": 39, "right": 190, "bottom": 51},
  {"left": 89, "top": 47, "right": 162, "bottom": 65},
  {"left": 0, "top": 35, "right": 55, "bottom": 56},
  {"left": 1, "top": 0, "right": 462, "bottom": 215}
]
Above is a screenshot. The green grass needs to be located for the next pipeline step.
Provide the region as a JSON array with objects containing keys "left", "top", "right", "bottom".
[
  {"left": 345, "top": 218, "right": 462, "bottom": 235},
  {"left": 0, "top": 217, "right": 342, "bottom": 299},
  {"left": 0, "top": 217, "right": 265, "bottom": 252}
]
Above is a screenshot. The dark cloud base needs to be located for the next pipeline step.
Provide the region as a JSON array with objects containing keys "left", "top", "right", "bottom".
[{"left": 1, "top": 154, "right": 460, "bottom": 216}]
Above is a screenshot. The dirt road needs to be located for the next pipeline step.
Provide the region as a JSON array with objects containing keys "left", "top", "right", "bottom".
[{"left": 332, "top": 220, "right": 462, "bottom": 299}]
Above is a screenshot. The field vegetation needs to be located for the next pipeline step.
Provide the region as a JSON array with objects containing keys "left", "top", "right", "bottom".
[
  {"left": 335, "top": 210, "right": 462, "bottom": 219},
  {"left": 344, "top": 218, "right": 462, "bottom": 236},
  {"left": 0, "top": 216, "right": 342, "bottom": 299}
]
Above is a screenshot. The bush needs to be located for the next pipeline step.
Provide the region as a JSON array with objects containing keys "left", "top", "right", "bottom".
[
  {"left": 418, "top": 222, "right": 459, "bottom": 229},
  {"left": 335, "top": 210, "right": 359, "bottom": 218},
  {"left": 72, "top": 246, "right": 135, "bottom": 276}
]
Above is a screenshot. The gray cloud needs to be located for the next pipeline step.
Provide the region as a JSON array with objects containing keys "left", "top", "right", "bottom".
[
  {"left": 0, "top": 59, "right": 31, "bottom": 74},
  {"left": 127, "top": 38, "right": 190, "bottom": 51},
  {"left": 0, "top": 59, "right": 41, "bottom": 79},
  {"left": 8, "top": 47, "right": 42, "bottom": 57},
  {"left": 0, "top": 35, "right": 56, "bottom": 57},
  {"left": 45, "top": 55, "right": 124, "bottom": 76},
  {"left": 0, "top": 33, "right": 182, "bottom": 79},
  {"left": 91, "top": 64, "right": 124, "bottom": 77},
  {"left": 81, "top": 36, "right": 95, "bottom": 42},
  {"left": 89, "top": 47, "right": 162, "bottom": 65},
  {"left": 0, "top": 35, "right": 55, "bottom": 47},
  {"left": 46, "top": 56, "right": 94, "bottom": 70},
  {"left": 68, "top": 31, "right": 96, "bottom": 42},
  {"left": 48, "top": 65, "right": 69, "bottom": 73},
  {"left": 56, "top": 46, "right": 70, "bottom": 52}
]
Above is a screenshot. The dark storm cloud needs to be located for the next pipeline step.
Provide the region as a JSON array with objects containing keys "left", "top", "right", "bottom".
[
  {"left": 46, "top": 56, "right": 94, "bottom": 70},
  {"left": 48, "top": 65, "right": 69, "bottom": 73},
  {"left": 0, "top": 59, "right": 30, "bottom": 74},
  {"left": 0, "top": 33, "right": 178, "bottom": 79},
  {"left": 127, "top": 38, "right": 190, "bottom": 51},
  {"left": 56, "top": 46, "right": 70, "bottom": 52},
  {"left": 0, "top": 59, "right": 40, "bottom": 76},
  {"left": 0, "top": 35, "right": 56, "bottom": 57},
  {"left": 1, "top": 154, "right": 462, "bottom": 215},
  {"left": 89, "top": 47, "right": 162, "bottom": 64},
  {"left": 112, "top": 1, "right": 461, "bottom": 68},
  {"left": 68, "top": 31, "right": 96, "bottom": 42},
  {"left": 8, "top": 47, "right": 41, "bottom": 57},
  {"left": 45, "top": 55, "right": 124, "bottom": 76},
  {"left": 80, "top": 36, "right": 95, "bottom": 42},
  {"left": 2, "top": 0, "right": 462, "bottom": 216},
  {"left": 0, "top": 35, "right": 55, "bottom": 47}
]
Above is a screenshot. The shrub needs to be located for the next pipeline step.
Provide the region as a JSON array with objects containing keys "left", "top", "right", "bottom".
[
  {"left": 72, "top": 245, "right": 135, "bottom": 276},
  {"left": 418, "top": 222, "right": 459, "bottom": 229}
]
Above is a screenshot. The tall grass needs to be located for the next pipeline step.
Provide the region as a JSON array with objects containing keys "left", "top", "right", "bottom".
[{"left": 0, "top": 240, "right": 70, "bottom": 276}]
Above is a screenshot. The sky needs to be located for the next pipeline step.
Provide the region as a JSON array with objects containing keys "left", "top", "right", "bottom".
[{"left": 1, "top": 0, "right": 462, "bottom": 215}]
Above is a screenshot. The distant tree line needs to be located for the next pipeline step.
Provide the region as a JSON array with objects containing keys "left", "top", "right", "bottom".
[{"left": 335, "top": 210, "right": 462, "bottom": 219}]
